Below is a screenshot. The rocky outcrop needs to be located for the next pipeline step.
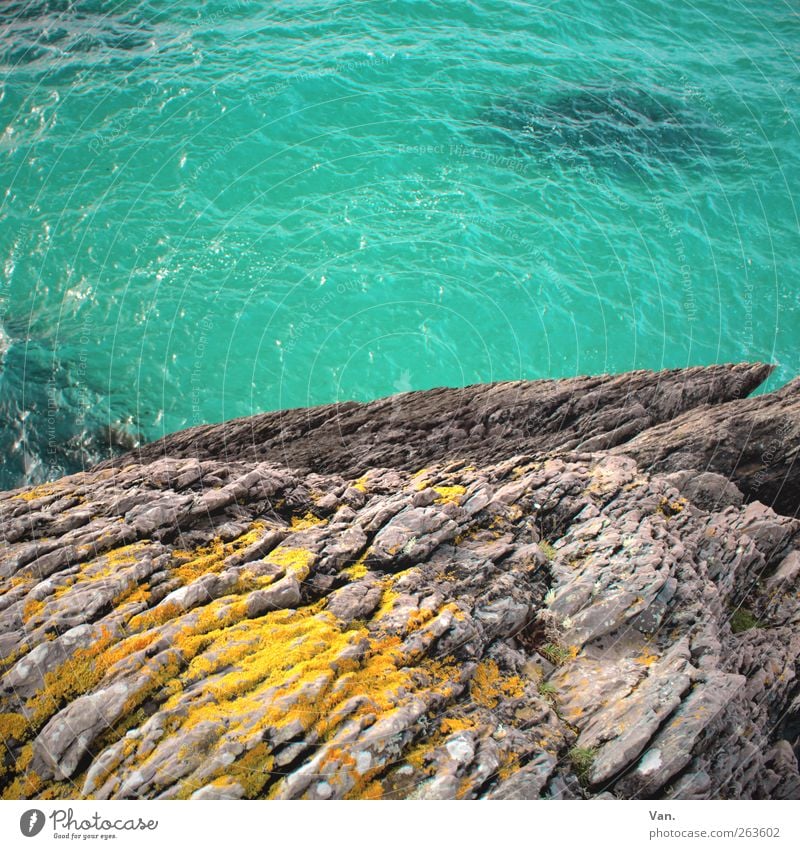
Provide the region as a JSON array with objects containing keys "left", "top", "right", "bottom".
[{"left": 1, "top": 363, "right": 798, "bottom": 800}]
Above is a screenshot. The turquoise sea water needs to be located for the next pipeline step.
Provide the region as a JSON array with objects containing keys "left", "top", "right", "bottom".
[{"left": 1, "top": 0, "right": 798, "bottom": 488}]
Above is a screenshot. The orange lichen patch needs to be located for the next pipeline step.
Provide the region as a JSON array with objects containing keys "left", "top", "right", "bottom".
[
  {"left": 149, "top": 604, "right": 463, "bottom": 797},
  {"left": 440, "top": 716, "right": 477, "bottom": 735},
  {"left": 456, "top": 776, "right": 474, "bottom": 798},
  {"left": 404, "top": 721, "right": 447, "bottom": 774},
  {"left": 496, "top": 749, "right": 520, "bottom": 782},
  {"left": 52, "top": 579, "right": 78, "bottom": 601},
  {"left": 129, "top": 600, "right": 183, "bottom": 632},
  {"left": 95, "top": 632, "right": 159, "bottom": 676},
  {"left": 22, "top": 597, "right": 45, "bottom": 623},
  {"left": 33, "top": 781, "right": 81, "bottom": 801},
  {"left": 450, "top": 604, "right": 467, "bottom": 622},
  {"left": 172, "top": 523, "right": 266, "bottom": 585},
  {"left": 0, "top": 640, "right": 33, "bottom": 676},
  {"left": 505, "top": 504, "right": 524, "bottom": 521},
  {"left": 222, "top": 742, "right": 275, "bottom": 798},
  {"left": 41, "top": 542, "right": 152, "bottom": 607},
  {"left": 0, "top": 744, "right": 42, "bottom": 800},
  {"left": 192, "top": 597, "right": 250, "bottom": 633},
  {"left": 433, "top": 485, "right": 466, "bottom": 505},
  {"left": 469, "top": 660, "right": 525, "bottom": 709},
  {"left": 0, "top": 712, "right": 29, "bottom": 740},
  {"left": 406, "top": 607, "right": 434, "bottom": 631},
  {"left": 169, "top": 611, "right": 367, "bottom": 735},
  {"left": 636, "top": 649, "right": 660, "bottom": 666},
  {"left": 264, "top": 546, "right": 315, "bottom": 581},
  {"left": 290, "top": 513, "right": 327, "bottom": 531},
  {"left": 405, "top": 744, "right": 432, "bottom": 772},
  {"left": 26, "top": 626, "right": 117, "bottom": 727},
  {"left": 320, "top": 746, "right": 357, "bottom": 772},
  {"left": 353, "top": 780, "right": 384, "bottom": 799},
  {"left": 172, "top": 542, "right": 230, "bottom": 584},
  {"left": 113, "top": 583, "right": 151, "bottom": 608},
  {"left": 120, "top": 650, "right": 185, "bottom": 717}
]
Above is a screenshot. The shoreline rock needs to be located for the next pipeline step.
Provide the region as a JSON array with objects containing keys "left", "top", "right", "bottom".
[{"left": 0, "top": 363, "right": 798, "bottom": 799}]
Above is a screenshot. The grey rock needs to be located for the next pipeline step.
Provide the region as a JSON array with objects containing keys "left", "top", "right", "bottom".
[{"left": 0, "top": 363, "right": 797, "bottom": 801}]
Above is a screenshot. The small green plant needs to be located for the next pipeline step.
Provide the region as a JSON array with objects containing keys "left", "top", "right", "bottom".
[
  {"left": 539, "top": 541, "right": 557, "bottom": 560},
  {"left": 568, "top": 746, "right": 597, "bottom": 783},
  {"left": 540, "top": 643, "right": 571, "bottom": 666},
  {"left": 537, "top": 680, "right": 557, "bottom": 701},
  {"left": 730, "top": 607, "right": 761, "bottom": 633}
]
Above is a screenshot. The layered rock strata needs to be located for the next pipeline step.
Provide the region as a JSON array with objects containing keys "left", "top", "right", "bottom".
[{"left": 0, "top": 363, "right": 798, "bottom": 800}]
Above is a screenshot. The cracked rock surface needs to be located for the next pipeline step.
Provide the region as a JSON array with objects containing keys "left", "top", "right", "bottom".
[{"left": 0, "top": 364, "right": 798, "bottom": 799}]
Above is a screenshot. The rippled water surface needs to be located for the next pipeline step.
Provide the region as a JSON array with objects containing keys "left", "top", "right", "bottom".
[{"left": 1, "top": 0, "right": 798, "bottom": 487}]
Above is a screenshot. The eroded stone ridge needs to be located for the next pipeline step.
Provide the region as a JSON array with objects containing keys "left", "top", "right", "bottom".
[{"left": 0, "top": 364, "right": 798, "bottom": 799}]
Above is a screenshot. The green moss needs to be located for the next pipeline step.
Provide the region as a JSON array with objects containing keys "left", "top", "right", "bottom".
[{"left": 730, "top": 607, "right": 762, "bottom": 633}]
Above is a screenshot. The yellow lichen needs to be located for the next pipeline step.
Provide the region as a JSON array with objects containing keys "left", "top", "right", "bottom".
[
  {"left": 636, "top": 649, "right": 660, "bottom": 666},
  {"left": 95, "top": 632, "right": 159, "bottom": 676},
  {"left": 224, "top": 742, "right": 275, "bottom": 798},
  {"left": 265, "top": 546, "right": 315, "bottom": 581},
  {"left": 342, "top": 552, "right": 369, "bottom": 580},
  {"left": 351, "top": 476, "right": 370, "bottom": 493},
  {"left": 290, "top": 513, "right": 326, "bottom": 531},
  {"left": 433, "top": 485, "right": 467, "bottom": 505},
  {"left": 137, "top": 601, "right": 463, "bottom": 799},
  {"left": 373, "top": 580, "right": 401, "bottom": 620},
  {"left": 0, "top": 712, "right": 29, "bottom": 740},
  {"left": 113, "top": 583, "right": 151, "bottom": 608},
  {"left": 0, "top": 743, "right": 43, "bottom": 800},
  {"left": 412, "top": 468, "right": 431, "bottom": 491},
  {"left": 12, "top": 483, "right": 60, "bottom": 502},
  {"left": 26, "top": 626, "right": 117, "bottom": 727},
  {"left": 129, "top": 600, "right": 183, "bottom": 632},
  {"left": 102, "top": 543, "right": 148, "bottom": 569},
  {"left": 658, "top": 497, "right": 687, "bottom": 518},
  {"left": 469, "top": 660, "right": 525, "bottom": 709},
  {"left": 406, "top": 607, "right": 434, "bottom": 631},
  {"left": 356, "top": 781, "right": 384, "bottom": 799},
  {"left": 172, "top": 523, "right": 266, "bottom": 585},
  {"left": 440, "top": 716, "right": 477, "bottom": 734},
  {"left": 22, "top": 597, "right": 45, "bottom": 623}
]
